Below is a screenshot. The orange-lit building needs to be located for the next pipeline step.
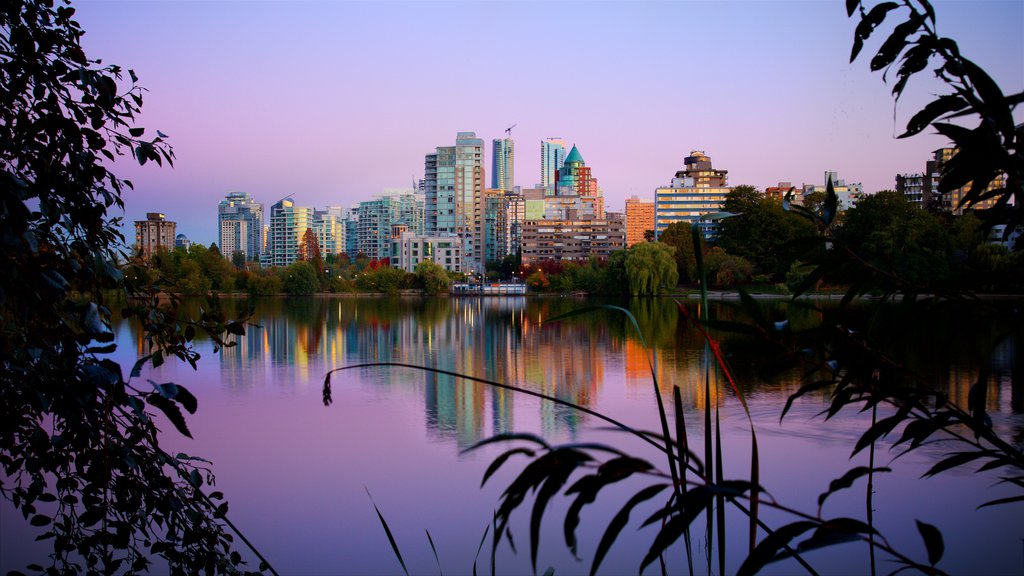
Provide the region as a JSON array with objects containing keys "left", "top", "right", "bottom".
[{"left": 625, "top": 196, "right": 655, "bottom": 247}]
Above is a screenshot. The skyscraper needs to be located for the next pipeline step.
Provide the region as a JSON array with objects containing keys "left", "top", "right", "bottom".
[
  {"left": 218, "top": 191, "right": 264, "bottom": 261},
  {"left": 540, "top": 138, "right": 567, "bottom": 190},
  {"left": 492, "top": 138, "right": 514, "bottom": 192},
  {"left": 265, "top": 199, "right": 313, "bottom": 267},
  {"left": 424, "top": 132, "right": 485, "bottom": 273}
]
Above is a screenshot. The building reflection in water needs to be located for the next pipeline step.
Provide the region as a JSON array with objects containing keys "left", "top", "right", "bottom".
[{"left": 127, "top": 297, "right": 1022, "bottom": 450}]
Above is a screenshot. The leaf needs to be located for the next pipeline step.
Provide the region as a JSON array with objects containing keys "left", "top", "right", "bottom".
[
  {"left": 639, "top": 487, "right": 714, "bottom": 574},
  {"left": 846, "top": 0, "right": 860, "bottom": 17},
  {"left": 851, "top": 2, "right": 900, "bottom": 62},
  {"left": 128, "top": 127, "right": 145, "bottom": 137},
  {"left": 922, "top": 451, "right": 989, "bottom": 477},
  {"left": 463, "top": 432, "right": 551, "bottom": 454},
  {"left": 425, "top": 530, "right": 443, "bottom": 576},
  {"left": 818, "top": 466, "right": 891, "bottom": 510},
  {"left": 589, "top": 484, "right": 668, "bottom": 576},
  {"left": 916, "top": 520, "right": 944, "bottom": 565},
  {"left": 366, "top": 488, "right": 409, "bottom": 576},
  {"left": 900, "top": 95, "right": 968, "bottom": 138},
  {"left": 871, "top": 12, "right": 923, "bottom": 72},
  {"left": 173, "top": 385, "right": 198, "bottom": 414},
  {"left": 482, "top": 447, "right": 535, "bottom": 487},
  {"left": 30, "top": 514, "right": 51, "bottom": 526},
  {"left": 146, "top": 394, "right": 192, "bottom": 438},
  {"left": 737, "top": 521, "right": 817, "bottom": 576},
  {"left": 530, "top": 449, "right": 589, "bottom": 573},
  {"left": 852, "top": 407, "right": 910, "bottom": 456},
  {"left": 977, "top": 495, "right": 1024, "bottom": 509}
]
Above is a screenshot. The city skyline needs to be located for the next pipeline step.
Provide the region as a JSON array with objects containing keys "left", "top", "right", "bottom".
[{"left": 71, "top": 1, "right": 1024, "bottom": 246}]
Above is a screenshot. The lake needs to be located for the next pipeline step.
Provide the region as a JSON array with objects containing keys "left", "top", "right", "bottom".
[{"left": 2, "top": 295, "right": 1022, "bottom": 575}]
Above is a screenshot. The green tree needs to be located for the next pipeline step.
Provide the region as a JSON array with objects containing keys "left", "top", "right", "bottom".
[
  {"left": 283, "top": 261, "right": 320, "bottom": 294},
  {"left": 716, "top": 185, "right": 817, "bottom": 279},
  {"left": 655, "top": 221, "right": 699, "bottom": 282},
  {"left": 835, "top": 190, "right": 952, "bottom": 289},
  {"left": 624, "top": 241, "right": 679, "bottom": 295},
  {"left": 703, "top": 246, "right": 754, "bottom": 288},
  {"left": 0, "top": 2, "right": 260, "bottom": 573},
  {"left": 414, "top": 260, "right": 451, "bottom": 295}
]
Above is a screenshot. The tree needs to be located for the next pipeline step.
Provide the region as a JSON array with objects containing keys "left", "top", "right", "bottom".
[
  {"left": 834, "top": 190, "right": 952, "bottom": 289},
  {"left": 1, "top": 2, "right": 260, "bottom": 573},
  {"left": 414, "top": 260, "right": 451, "bottom": 295},
  {"left": 655, "top": 221, "right": 699, "bottom": 282},
  {"left": 716, "top": 185, "right": 817, "bottom": 279},
  {"left": 624, "top": 242, "right": 679, "bottom": 295},
  {"left": 703, "top": 246, "right": 754, "bottom": 288},
  {"left": 283, "top": 261, "right": 320, "bottom": 295}
]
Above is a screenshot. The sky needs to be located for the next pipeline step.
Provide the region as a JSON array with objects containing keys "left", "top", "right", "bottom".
[{"left": 71, "top": 0, "right": 1024, "bottom": 247}]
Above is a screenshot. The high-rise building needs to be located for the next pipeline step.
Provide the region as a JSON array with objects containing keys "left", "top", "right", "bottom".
[
  {"left": 314, "top": 207, "right": 345, "bottom": 259},
  {"left": 424, "top": 132, "right": 485, "bottom": 273},
  {"left": 899, "top": 148, "right": 1005, "bottom": 215},
  {"left": 492, "top": 138, "right": 514, "bottom": 192},
  {"left": 357, "top": 190, "right": 425, "bottom": 260},
  {"left": 625, "top": 196, "right": 655, "bottom": 247},
  {"left": 217, "top": 191, "right": 264, "bottom": 261},
  {"left": 540, "top": 138, "right": 567, "bottom": 190},
  {"left": 654, "top": 151, "right": 732, "bottom": 239},
  {"left": 343, "top": 207, "right": 360, "bottom": 258},
  {"left": 265, "top": 199, "right": 314, "bottom": 268},
  {"left": 134, "top": 212, "right": 176, "bottom": 261}
]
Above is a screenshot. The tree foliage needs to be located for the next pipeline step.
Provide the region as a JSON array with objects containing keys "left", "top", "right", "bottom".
[
  {"left": 1, "top": 1, "right": 263, "bottom": 573},
  {"left": 716, "top": 185, "right": 817, "bottom": 280},
  {"left": 656, "top": 221, "right": 699, "bottom": 282},
  {"left": 625, "top": 242, "right": 679, "bottom": 296},
  {"left": 414, "top": 260, "right": 451, "bottom": 295}
]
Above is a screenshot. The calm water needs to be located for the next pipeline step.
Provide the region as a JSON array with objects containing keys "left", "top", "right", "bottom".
[{"left": 2, "top": 296, "right": 1022, "bottom": 575}]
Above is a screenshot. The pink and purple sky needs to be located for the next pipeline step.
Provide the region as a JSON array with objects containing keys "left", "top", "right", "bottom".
[{"left": 72, "top": 0, "right": 1023, "bottom": 247}]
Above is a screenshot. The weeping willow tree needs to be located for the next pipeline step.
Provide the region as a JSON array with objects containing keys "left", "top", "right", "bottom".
[{"left": 624, "top": 241, "right": 679, "bottom": 296}]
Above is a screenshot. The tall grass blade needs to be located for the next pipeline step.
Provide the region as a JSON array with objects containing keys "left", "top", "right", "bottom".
[
  {"left": 868, "top": 405, "right": 877, "bottom": 576},
  {"left": 715, "top": 408, "right": 726, "bottom": 576},
  {"left": 674, "top": 386, "right": 695, "bottom": 576},
  {"left": 425, "top": 529, "right": 443, "bottom": 576},
  {"left": 470, "top": 520, "right": 490, "bottom": 576},
  {"left": 365, "top": 487, "right": 409, "bottom": 576}
]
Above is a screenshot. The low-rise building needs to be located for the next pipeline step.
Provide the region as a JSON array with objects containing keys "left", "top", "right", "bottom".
[{"left": 520, "top": 213, "right": 626, "bottom": 264}]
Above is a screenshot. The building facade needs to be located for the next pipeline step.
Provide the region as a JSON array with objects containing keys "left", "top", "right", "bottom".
[
  {"left": 654, "top": 151, "right": 732, "bottom": 239},
  {"left": 134, "top": 212, "right": 176, "bottom": 261},
  {"left": 520, "top": 213, "right": 626, "bottom": 264},
  {"left": 491, "top": 138, "right": 514, "bottom": 192},
  {"left": 424, "top": 132, "right": 485, "bottom": 273},
  {"left": 390, "top": 231, "right": 464, "bottom": 273},
  {"left": 357, "top": 191, "right": 425, "bottom": 261},
  {"left": 625, "top": 196, "right": 655, "bottom": 247},
  {"left": 217, "top": 191, "right": 264, "bottom": 261},
  {"left": 540, "top": 138, "right": 567, "bottom": 189},
  {"left": 265, "top": 199, "right": 314, "bottom": 268}
]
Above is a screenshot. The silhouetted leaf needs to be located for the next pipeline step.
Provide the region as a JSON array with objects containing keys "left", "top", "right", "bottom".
[
  {"left": 589, "top": 484, "right": 668, "bottom": 576},
  {"left": 851, "top": 2, "right": 899, "bottom": 63},
  {"left": 916, "top": 520, "right": 944, "bottom": 565},
  {"left": 923, "top": 451, "right": 990, "bottom": 477},
  {"left": 977, "top": 495, "right": 1024, "bottom": 509},
  {"left": 872, "top": 12, "right": 922, "bottom": 71},
  {"left": 818, "top": 466, "right": 891, "bottom": 510},
  {"left": 146, "top": 394, "right": 192, "bottom": 438},
  {"left": 366, "top": 488, "right": 408, "bottom": 576},
  {"left": 482, "top": 447, "right": 536, "bottom": 487},
  {"left": 900, "top": 95, "right": 968, "bottom": 138},
  {"left": 738, "top": 521, "right": 816, "bottom": 576},
  {"left": 853, "top": 407, "right": 910, "bottom": 456}
]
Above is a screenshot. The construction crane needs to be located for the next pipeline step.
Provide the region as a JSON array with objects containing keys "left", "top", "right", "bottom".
[{"left": 505, "top": 123, "right": 517, "bottom": 136}]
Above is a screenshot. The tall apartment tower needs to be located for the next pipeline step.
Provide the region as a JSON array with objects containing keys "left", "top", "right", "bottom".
[
  {"left": 654, "top": 151, "right": 732, "bottom": 239},
  {"left": 134, "top": 212, "right": 176, "bottom": 261},
  {"left": 625, "top": 196, "right": 655, "bottom": 247},
  {"left": 217, "top": 191, "right": 264, "bottom": 261},
  {"left": 540, "top": 138, "right": 568, "bottom": 189},
  {"left": 265, "top": 199, "right": 314, "bottom": 268},
  {"left": 424, "top": 132, "right": 485, "bottom": 273},
  {"left": 492, "top": 138, "right": 514, "bottom": 192}
]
